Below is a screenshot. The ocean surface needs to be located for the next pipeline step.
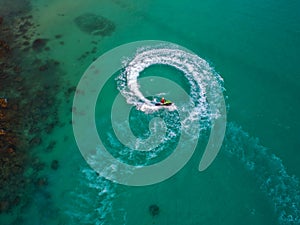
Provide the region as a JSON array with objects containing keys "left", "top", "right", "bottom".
[{"left": 0, "top": 0, "right": 300, "bottom": 224}]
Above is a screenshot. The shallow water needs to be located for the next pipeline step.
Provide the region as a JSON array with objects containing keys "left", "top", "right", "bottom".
[{"left": 0, "top": 0, "right": 300, "bottom": 224}]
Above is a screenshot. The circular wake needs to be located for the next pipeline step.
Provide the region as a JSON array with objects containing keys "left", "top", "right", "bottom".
[
  {"left": 117, "top": 45, "right": 221, "bottom": 116},
  {"left": 116, "top": 43, "right": 226, "bottom": 171},
  {"left": 72, "top": 40, "right": 226, "bottom": 186}
]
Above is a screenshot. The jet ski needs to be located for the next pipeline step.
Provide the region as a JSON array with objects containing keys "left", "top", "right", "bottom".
[{"left": 154, "top": 100, "right": 172, "bottom": 106}]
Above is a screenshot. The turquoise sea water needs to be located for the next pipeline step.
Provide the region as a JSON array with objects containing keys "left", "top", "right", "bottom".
[{"left": 1, "top": 0, "right": 300, "bottom": 224}]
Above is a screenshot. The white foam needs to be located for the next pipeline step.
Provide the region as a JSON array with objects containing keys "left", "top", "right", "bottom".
[
  {"left": 225, "top": 123, "right": 300, "bottom": 225},
  {"left": 117, "top": 44, "right": 225, "bottom": 138},
  {"left": 65, "top": 167, "right": 117, "bottom": 225},
  {"left": 117, "top": 45, "right": 216, "bottom": 116}
]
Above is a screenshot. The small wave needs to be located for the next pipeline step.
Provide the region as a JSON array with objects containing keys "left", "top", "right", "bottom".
[{"left": 224, "top": 122, "right": 300, "bottom": 225}]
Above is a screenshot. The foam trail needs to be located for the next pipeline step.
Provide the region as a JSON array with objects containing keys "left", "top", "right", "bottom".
[
  {"left": 224, "top": 123, "right": 300, "bottom": 225},
  {"left": 65, "top": 167, "right": 118, "bottom": 225},
  {"left": 116, "top": 43, "right": 223, "bottom": 151},
  {"left": 117, "top": 45, "right": 225, "bottom": 118},
  {"left": 115, "top": 42, "right": 226, "bottom": 175}
]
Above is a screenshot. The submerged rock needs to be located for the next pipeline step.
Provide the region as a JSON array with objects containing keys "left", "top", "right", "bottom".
[
  {"left": 36, "top": 177, "right": 48, "bottom": 187},
  {"left": 46, "top": 141, "right": 56, "bottom": 152},
  {"left": 39, "top": 64, "right": 48, "bottom": 71},
  {"left": 149, "top": 204, "right": 160, "bottom": 216},
  {"left": 0, "top": 97, "right": 8, "bottom": 108},
  {"left": 32, "top": 38, "right": 48, "bottom": 51},
  {"left": 0, "top": 200, "right": 10, "bottom": 213},
  {"left": 51, "top": 160, "right": 59, "bottom": 170},
  {"left": 55, "top": 34, "right": 62, "bottom": 39},
  {"left": 0, "top": 40, "right": 10, "bottom": 53},
  {"left": 74, "top": 13, "right": 115, "bottom": 36},
  {"left": 29, "top": 136, "right": 42, "bottom": 146}
]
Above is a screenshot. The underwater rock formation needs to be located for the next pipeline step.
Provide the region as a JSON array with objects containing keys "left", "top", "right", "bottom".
[
  {"left": 149, "top": 204, "right": 160, "bottom": 217},
  {"left": 0, "top": 98, "right": 8, "bottom": 108},
  {"left": 74, "top": 13, "right": 115, "bottom": 36},
  {"left": 32, "top": 38, "right": 48, "bottom": 52},
  {"left": 51, "top": 160, "right": 59, "bottom": 170}
]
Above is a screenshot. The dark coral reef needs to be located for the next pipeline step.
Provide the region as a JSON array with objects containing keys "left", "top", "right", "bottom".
[{"left": 0, "top": 1, "right": 66, "bottom": 214}]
